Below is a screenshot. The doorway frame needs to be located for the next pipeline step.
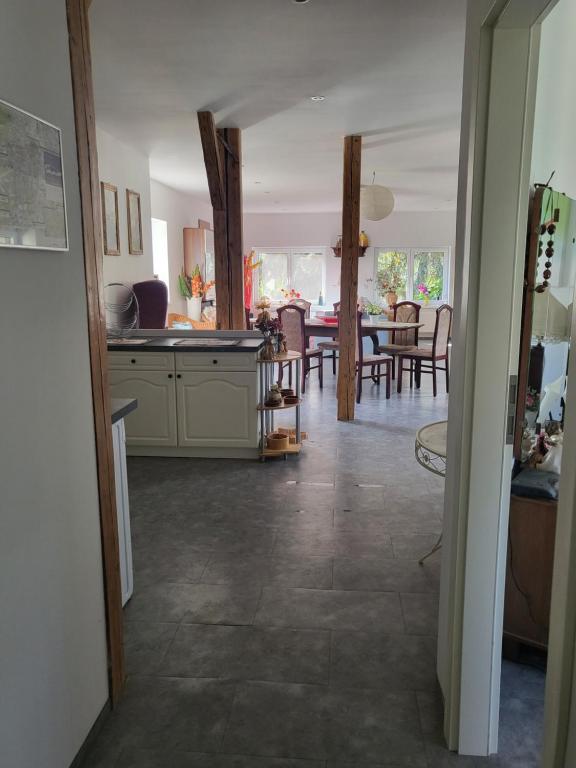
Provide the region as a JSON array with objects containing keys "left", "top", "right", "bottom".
[
  {"left": 439, "top": 0, "right": 559, "bottom": 757},
  {"left": 66, "top": 0, "right": 125, "bottom": 704}
]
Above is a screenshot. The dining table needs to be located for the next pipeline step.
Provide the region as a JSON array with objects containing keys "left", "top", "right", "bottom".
[{"left": 305, "top": 317, "right": 424, "bottom": 354}]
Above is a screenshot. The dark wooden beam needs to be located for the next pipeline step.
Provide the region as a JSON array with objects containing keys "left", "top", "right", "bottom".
[
  {"left": 67, "top": 0, "right": 125, "bottom": 704},
  {"left": 223, "top": 128, "right": 245, "bottom": 329},
  {"left": 213, "top": 133, "right": 230, "bottom": 329},
  {"left": 197, "top": 111, "right": 225, "bottom": 211},
  {"left": 337, "top": 135, "right": 362, "bottom": 421}
]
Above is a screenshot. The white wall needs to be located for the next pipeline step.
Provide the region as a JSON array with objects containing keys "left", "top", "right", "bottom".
[
  {"left": 244, "top": 210, "right": 456, "bottom": 307},
  {"left": 96, "top": 126, "right": 154, "bottom": 287},
  {"left": 532, "top": 0, "right": 576, "bottom": 198},
  {"left": 150, "top": 180, "right": 213, "bottom": 315},
  {"left": 0, "top": 2, "right": 109, "bottom": 767}
]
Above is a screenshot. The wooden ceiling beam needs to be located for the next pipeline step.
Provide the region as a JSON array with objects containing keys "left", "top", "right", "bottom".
[
  {"left": 197, "top": 111, "right": 225, "bottom": 211},
  {"left": 337, "top": 135, "right": 362, "bottom": 421}
]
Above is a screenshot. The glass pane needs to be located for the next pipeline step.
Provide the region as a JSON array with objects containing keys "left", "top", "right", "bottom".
[
  {"left": 151, "top": 218, "right": 170, "bottom": 299},
  {"left": 291, "top": 251, "right": 324, "bottom": 303},
  {"left": 376, "top": 250, "right": 408, "bottom": 300},
  {"left": 256, "top": 251, "right": 289, "bottom": 301},
  {"left": 413, "top": 251, "right": 445, "bottom": 301}
]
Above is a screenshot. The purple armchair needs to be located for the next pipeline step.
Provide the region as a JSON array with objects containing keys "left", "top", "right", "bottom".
[{"left": 132, "top": 280, "right": 168, "bottom": 329}]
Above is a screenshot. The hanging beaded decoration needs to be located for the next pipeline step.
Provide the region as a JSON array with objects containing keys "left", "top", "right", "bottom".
[{"left": 535, "top": 189, "right": 559, "bottom": 294}]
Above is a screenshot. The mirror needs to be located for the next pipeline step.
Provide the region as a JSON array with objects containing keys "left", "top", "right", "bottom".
[{"left": 514, "top": 185, "right": 576, "bottom": 461}]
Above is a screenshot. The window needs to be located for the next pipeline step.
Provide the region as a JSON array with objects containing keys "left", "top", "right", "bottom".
[
  {"left": 375, "top": 247, "right": 450, "bottom": 303},
  {"left": 151, "top": 218, "right": 169, "bottom": 298},
  {"left": 253, "top": 248, "right": 325, "bottom": 304}
]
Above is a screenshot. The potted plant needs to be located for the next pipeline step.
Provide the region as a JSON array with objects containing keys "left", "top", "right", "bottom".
[
  {"left": 377, "top": 277, "right": 399, "bottom": 307},
  {"left": 178, "top": 266, "right": 215, "bottom": 321}
]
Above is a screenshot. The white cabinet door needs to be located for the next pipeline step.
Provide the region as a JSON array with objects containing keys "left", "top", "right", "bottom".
[
  {"left": 176, "top": 371, "right": 258, "bottom": 448},
  {"left": 109, "top": 370, "right": 177, "bottom": 446}
]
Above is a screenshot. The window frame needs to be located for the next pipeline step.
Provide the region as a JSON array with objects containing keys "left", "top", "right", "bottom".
[
  {"left": 251, "top": 246, "right": 327, "bottom": 305},
  {"left": 373, "top": 246, "right": 451, "bottom": 304}
]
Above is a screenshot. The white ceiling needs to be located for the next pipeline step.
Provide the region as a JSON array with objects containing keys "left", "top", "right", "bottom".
[{"left": 90, "top": 0, "right": 466, "bottom": 214}]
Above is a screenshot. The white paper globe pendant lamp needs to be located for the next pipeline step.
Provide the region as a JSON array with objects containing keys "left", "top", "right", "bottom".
[{"left": 360, "top": 172, "right": 395, "bottom": 221}]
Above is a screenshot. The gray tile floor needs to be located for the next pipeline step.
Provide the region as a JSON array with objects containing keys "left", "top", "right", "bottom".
[{"left": 82, "top": 370, "right": 544, "bottom": 768}]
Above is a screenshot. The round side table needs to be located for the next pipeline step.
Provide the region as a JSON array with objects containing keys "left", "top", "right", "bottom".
[{"left": 414, "top": 420, "right": 447, "bottom": 564}]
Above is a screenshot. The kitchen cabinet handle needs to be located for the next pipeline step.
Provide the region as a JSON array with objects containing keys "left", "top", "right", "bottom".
[
  {"left": 176, "top": 374, "right": 182, "bottom": 379},
  {"left": 131, "top": 359, "right": 136, "bottom": 364},
  {"left": 168, "top": 374, "right": 173, "bottom": 379},
  {"left": 212, "top": 359, "right": 218, "bottom": 365}
]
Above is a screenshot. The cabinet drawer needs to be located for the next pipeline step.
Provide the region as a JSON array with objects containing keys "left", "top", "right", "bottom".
[
  {"left": 175, "top": 352, "right": 257, "bottom": 372},
  {"left": 108, "top": 351, "right": 175, "bottom": 371}
]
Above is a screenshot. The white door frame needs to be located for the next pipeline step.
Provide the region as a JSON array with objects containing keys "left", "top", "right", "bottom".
[{"left": 439, "top": 0, "right": 557, "bottom": 756}]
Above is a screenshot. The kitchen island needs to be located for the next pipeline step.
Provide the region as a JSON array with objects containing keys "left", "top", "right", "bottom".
[{"left": 108, "top": 333, "right": 264, "bottom": 459}]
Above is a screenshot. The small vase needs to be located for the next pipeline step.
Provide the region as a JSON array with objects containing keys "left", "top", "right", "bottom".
[
  {"left": 385, "top": 291, "right": 398, "bottom": 307},
  {"left": 186, "top": 296, "right": 202, "bottom": 321},
  {"left": 261, "top": 336, "right": 276, "bottom": 361}
]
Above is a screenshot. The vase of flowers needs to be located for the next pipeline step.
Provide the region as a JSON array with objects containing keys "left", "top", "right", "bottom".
[
  {"left": 280, "top": 288, "right": 302, "bottom": 302},
  {"left": 178, "top": 266, "right": 215, "bottom": 321},
  {"left": 254, "top": 298, "right": 281, "bottom": 360},
  {"left": 415, "top": 283, "right": 430, "bottom": 305}
]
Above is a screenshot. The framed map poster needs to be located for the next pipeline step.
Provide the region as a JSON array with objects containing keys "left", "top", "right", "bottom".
[
  {"left": 0, "top": 99, "right": 68, "bottom": 251},
  {"left": 126, "top": 188, "right": 143, "bottom": 255}
]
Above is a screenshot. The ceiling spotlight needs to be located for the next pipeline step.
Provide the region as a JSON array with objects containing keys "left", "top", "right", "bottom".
[{"left": 310, "top": 95, "right": 325, "bottom": 102}]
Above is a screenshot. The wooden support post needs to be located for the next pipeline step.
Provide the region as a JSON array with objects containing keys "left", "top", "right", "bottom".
[
  {"left": 337, "top": 135, "right": 362, "bottom": 421},
  {"left": 213, "top": 133, "right": 230, "bottom": 329},
  {"left": 223, "top": 128, "right": 245, "bottom": 329},
  {"left": 197, "top": 111, "right": 225, "bottom": 212},
  {"left": 198, "top": 114, "right": 244, "bottom": 329},
  {"left": 67, "top": 0, "right": 125, "bottom": 704}
]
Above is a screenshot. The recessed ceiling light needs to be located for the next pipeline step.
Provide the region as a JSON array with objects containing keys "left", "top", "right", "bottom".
[{"left": 310, "top": 95, "right": 325, "bottom": 102}]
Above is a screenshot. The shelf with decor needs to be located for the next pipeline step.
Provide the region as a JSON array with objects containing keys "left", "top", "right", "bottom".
[{"left": 257, "top": 351, "right": 304, "bottom": 460}]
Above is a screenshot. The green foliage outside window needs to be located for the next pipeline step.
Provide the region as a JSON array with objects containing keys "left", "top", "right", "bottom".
[{"left": 376, "top": 250, "right": 408, "bottom": 299}]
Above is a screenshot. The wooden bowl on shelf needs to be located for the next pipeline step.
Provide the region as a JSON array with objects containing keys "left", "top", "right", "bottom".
[
  {"left": 280, "top": 388, "right": 295, "bottom": 397},
  {"left": 266, "top": 432, "right": 289, "bottom": 451},
  {"left": 283, "top": 395, "right": 299, "bottom": 405}
]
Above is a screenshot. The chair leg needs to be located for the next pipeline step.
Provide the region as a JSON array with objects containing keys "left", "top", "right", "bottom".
[
  {"left": 318, "top": 355, "right": 323, "bottom": 389},
  {"left": 432, "top": 360, "right": 437, "bottom": 397},
  {"left": 445, "top": 356, "right": 450, "bottom": 393},
  {"left": 409, "top": 359, "right": 414, "bottom": 389},
  {"left": 356, "top": 365, "right": 362, "bottom": 403},
  {"left": 332, "top": 350, "right": 336, "bottom": 375},
  {"left": 397, "top": 358, "right": 403, "bottom": 393},
  {"left": 415, "top": 360, "right": 421, "bottom": 389},
  {"left": 302, "top": 359, "right": 306, "bottom": 394},
  {"left": 391, "top": 356, "right": 396, "bottom": 380},
  {"left": 386, "top": 363, "right": 391, "bottom": 399}
]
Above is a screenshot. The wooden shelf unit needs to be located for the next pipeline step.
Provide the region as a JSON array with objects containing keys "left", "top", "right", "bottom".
[{"left": 257, "top": 353, "right": 304, "bottom": 460}]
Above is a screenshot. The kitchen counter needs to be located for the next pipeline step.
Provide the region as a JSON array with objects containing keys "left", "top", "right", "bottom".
[
  {"left": 107, "top": 336, "right": 264, "bottom": 353},
  {"left": 111, "top": 397, "right": 138, "bottom": 424},
  {"left": 107, "top": 337, "right": 262, "bottom": 459}
]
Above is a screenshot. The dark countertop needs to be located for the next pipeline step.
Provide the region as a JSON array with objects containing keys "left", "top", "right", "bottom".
[
  {"left": 111, "top": 398, "right": 138, "bottom": 424},
  {"left": 107, "top": 336, "right": 264, "bottom": 353}
]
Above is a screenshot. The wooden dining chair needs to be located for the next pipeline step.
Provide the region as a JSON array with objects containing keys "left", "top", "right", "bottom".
[
  {"left": 290, "top": 298, "right": 312, "bottom": 318},
  {"left": 378, "top": 300, "right": 421, "bottom": 379},
  {"left": 277, "top": 304, "right": 323, "bottom": 393},
  {"left": 397, "top": 304, "right": 453, "bottom": 396}
]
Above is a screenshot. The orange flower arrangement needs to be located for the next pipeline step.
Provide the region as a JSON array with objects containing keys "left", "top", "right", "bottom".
[{"left": 178, "top": 265, "right": 214, "bottom": 299}]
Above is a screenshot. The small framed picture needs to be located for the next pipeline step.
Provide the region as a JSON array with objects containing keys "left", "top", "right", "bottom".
[
  {"left": 100, "top": 182, "right": 120, "bottom": 256},
  {"left": 126, "top": 189, "right": 143, "bottom": 255}
]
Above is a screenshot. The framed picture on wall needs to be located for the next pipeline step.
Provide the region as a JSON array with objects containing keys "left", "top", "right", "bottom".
[
  {"left": 100, "top": 182, "right": 120, "bottom": 256},
  {"left": 126, "top": 189, "right": 143, "bottom": 255},
  {"left": 0, "top": 98, "right": 68, "bottom": 251}
]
